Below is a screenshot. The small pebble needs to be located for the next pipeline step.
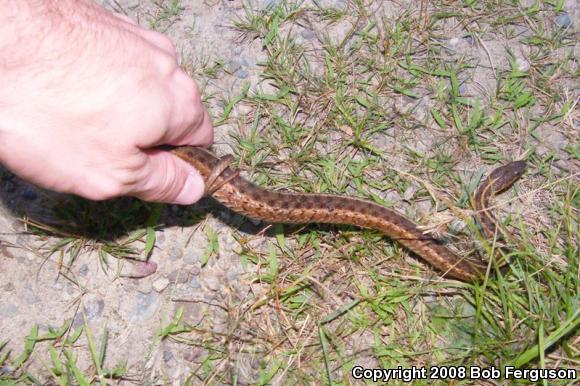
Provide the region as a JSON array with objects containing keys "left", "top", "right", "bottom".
[
  {"left": 163, "top": 350, "right": 173, "bottom": 362},
  {"left": 202, "top": 275, "right": 221, "bottom": 291},
  {"left": 137, "top": 279, "right": 153, "bottom": 294},
  {"left": 448, "top": 37, "right": 461, "bottom": 46},
  {"left": 189, "top": 277, "right": 201, "bottom": 289},
  {"left": 125, "top": 0, "right": 139, "bottom": 10},
  {"left": 83, "top": 298, "right": 105, "bottom": 322},
  {"left": 555, "top": 13, "right": 572, "bottom": 28},
  {"left": 167, "top": 270, "right": 189, "bottom": 284},
  {"left": 167, "top": 245, "right": 183, "bottom": 261},
  {"left": 403, "top": 185, "right": 418, "bottom": 201},
  {"left": 251, "top": 357, "right": 261, "bottom": 369},
  {"left": 183, "top": 251, "right": 199, "bottom": 265},
  {"left": 189, "top": 265, "right": 201, "bottom": 276},
  {"left": 153, "top": 277, "right": 170, "bottom": 292},
  {"left": 301, "top": 28, "right": 316, "bottom": 40},
  {"left": 235, "top": 69, "right": 249, "bottom": 79},
  {"left": 16, "top": 235, "right": 29, "bottom": 248},
  {"left": 242, "top": 57, "right": 255, "bottom": 68},
  {"left": 122, "top": 260, "right": 158, "bottom": 278},
  {"left": 416, "top": 200, "right": 433, "bottom": 217},
  {"left": 0, "top": 365, "right": 12, "bottom": 373},
  {"left": 53, "top": 282, "right": 65, "bottom": 291},
  {"left": 134, "top": 292, "right": 160, "bottom": 322},
  {"left": 79, "top": 264, "right": 89, "bottom": 277},
  {"left": 516, "top": 57, "right": 530, "bottom": 72},
  {"left": 0, "top": 246, "right": 15, "bottom": 259},
  {"left": 384, "top": 190, "right": 402, "bottom": 203},
  {"left": 233, "top": 46, "right": 243, "bottom": 55},
  {"left": 554, "top": 160, "right": 571, "bottom": 173},
  {"left": 449, "top": 218, "right": 467, "bottom": 233},
  {"left": 227, "top": 58, "right": 243, "bottom": 73},
  {"left": 3, "top": 282, "right": 15, "bottom": 292}
]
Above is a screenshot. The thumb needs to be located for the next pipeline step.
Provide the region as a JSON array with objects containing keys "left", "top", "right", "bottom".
[{"left": 133, "top": 150, "right": 205, "bottom": 204}]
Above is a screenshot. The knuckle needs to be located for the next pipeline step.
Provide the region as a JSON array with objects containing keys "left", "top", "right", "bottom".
[
  {"left": 186, "top": 76, "right": 201, "bottom": 97},
  {"left": 180, "top": 78, "right": 205, "bottom": 125},
  {"left": 155, "top": 33, "right": 177, "bottom": 56},
  {"left": 181, "top": 104, "right": 199, "bottom": 127},
  {"left": 188, "top": 108, "right": 205, "bottom": 130},
  {"left": 155, "top": 53, "right": 178, "bottom": 78},
  {"left": 197, "top": 122, "right": 213, "bottom": 145},
  {"left": 174, "top": 69, "right": 200, "bottom": 95}
]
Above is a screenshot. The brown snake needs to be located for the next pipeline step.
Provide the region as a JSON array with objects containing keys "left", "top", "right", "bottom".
[{"left": 172, "top": 146, "right": 526, "bottom": 282}]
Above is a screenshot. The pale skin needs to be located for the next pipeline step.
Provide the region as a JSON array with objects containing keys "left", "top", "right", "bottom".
[{"left": 0, "top": 0, "right": 213, "bottom": 204}]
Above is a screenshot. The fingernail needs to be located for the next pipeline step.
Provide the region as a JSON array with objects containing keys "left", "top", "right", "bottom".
[{"left": 173, "top": 171, "right": 204, "bottom": 205}]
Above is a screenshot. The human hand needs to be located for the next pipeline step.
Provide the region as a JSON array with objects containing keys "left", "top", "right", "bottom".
[{"left": 0, "top": 0, "right": 212, "bottom": 204}]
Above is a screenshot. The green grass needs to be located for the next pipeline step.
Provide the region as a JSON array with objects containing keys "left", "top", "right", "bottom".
[
  {"left": 146, "top": 0, "right": 185, "bottom": 32},
  {"left": 2, "top": 0, "right": 578, "bottom": 384}
]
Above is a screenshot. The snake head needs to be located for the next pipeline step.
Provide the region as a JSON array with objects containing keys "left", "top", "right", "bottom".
[{"left": 486, "top": 160, "right": 527, "bottom": 194}]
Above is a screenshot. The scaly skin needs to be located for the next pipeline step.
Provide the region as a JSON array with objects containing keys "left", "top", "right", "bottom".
[{"left": 172, "top": 146, "right": 526, "bottom": 282}]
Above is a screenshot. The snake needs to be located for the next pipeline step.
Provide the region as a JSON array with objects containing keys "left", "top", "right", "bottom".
[{"left": 172, "top": 146, "right": 526, "bottom": 282}]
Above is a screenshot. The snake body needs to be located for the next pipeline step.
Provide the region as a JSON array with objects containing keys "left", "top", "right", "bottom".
[{"left": 172, "top": 147, "right": 526, "bottom": 282}]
